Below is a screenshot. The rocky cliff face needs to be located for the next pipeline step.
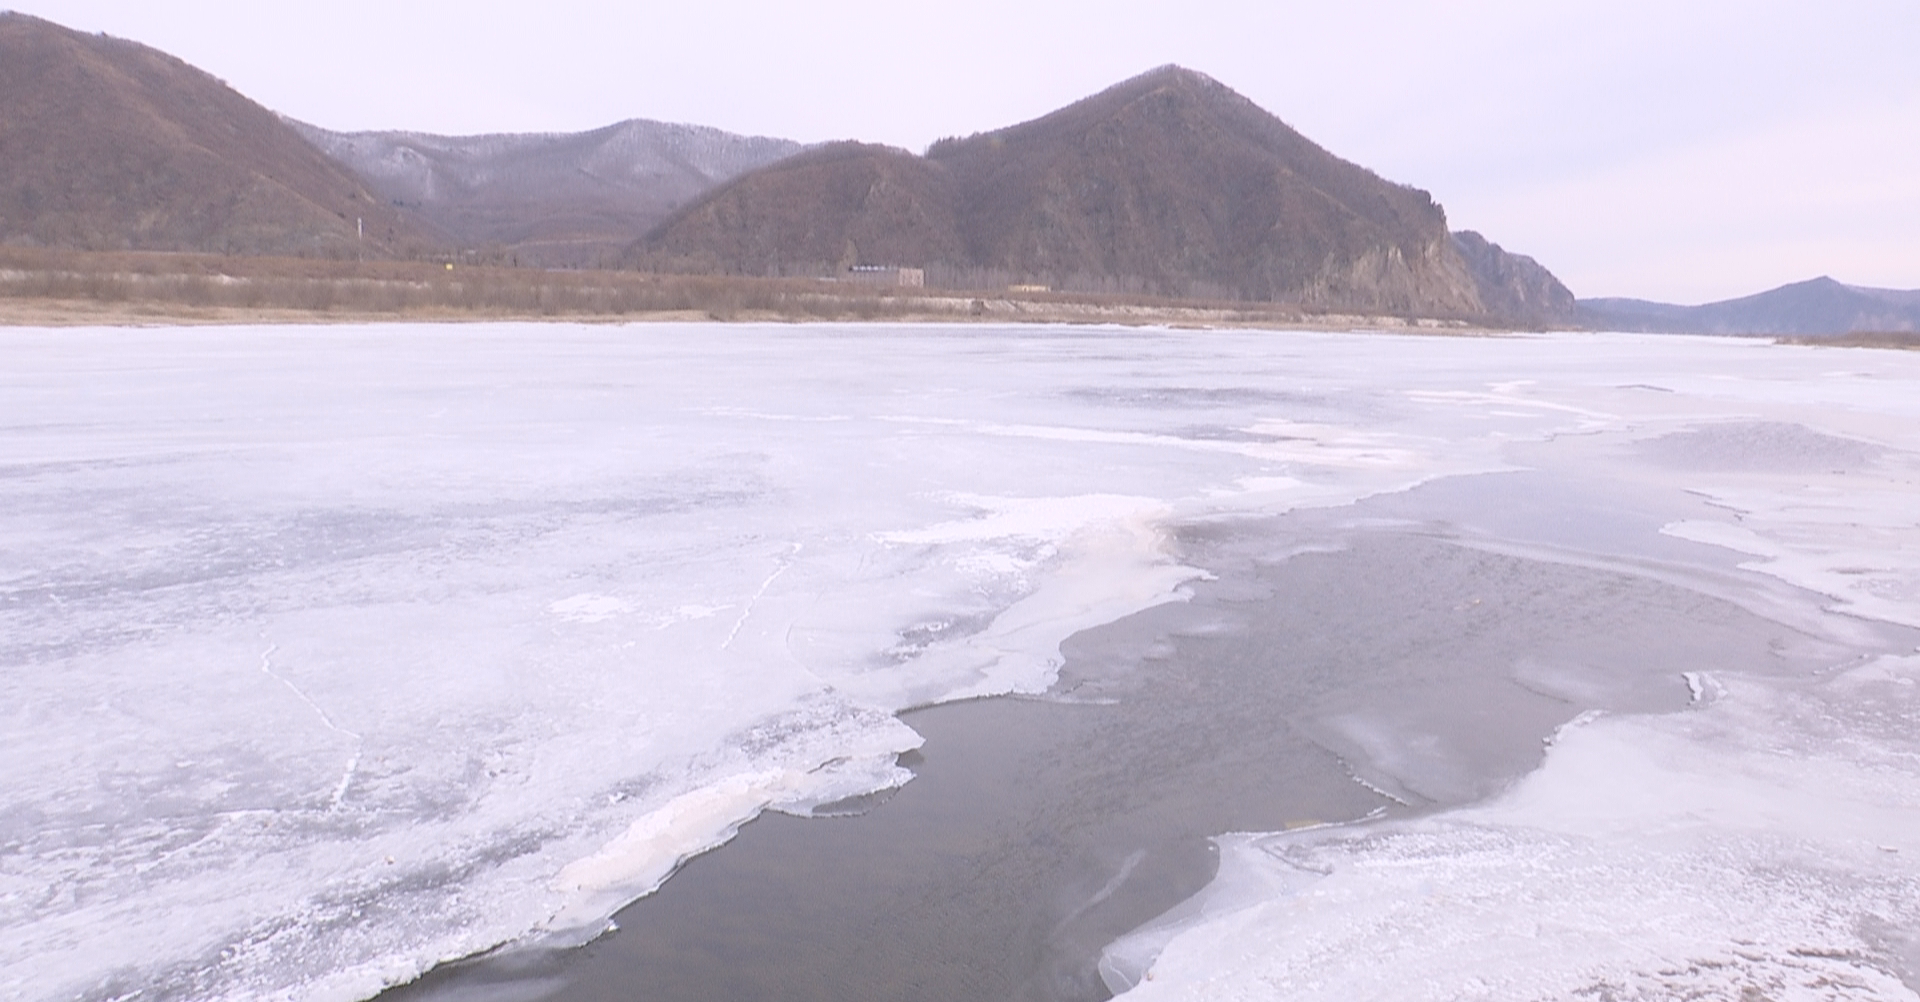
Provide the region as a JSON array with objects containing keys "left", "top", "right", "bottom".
[
  {"left": 925, "top": 67, "right": 1481, "bottom": 312},
  {"left": 1451, "top": 230, "right": 1578, "bottom": 327},
  {"left": 292, "top": 119, "right": 802, "bottom": 267},
  {"left": 643, "top": 66, "right": 1576, "bottom": 322},
  {"left": 0, "top": 13, "right": 434, "bottom": 256}
]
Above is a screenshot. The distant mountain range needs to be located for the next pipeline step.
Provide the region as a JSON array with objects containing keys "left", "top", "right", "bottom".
[
  {"left": 0, "top": 12, "right": 435, "bottom": 256},
  {"left": 288, "top": 120, "right": 800, "bottom": 267},
  {"left": 638, "top": 67, "right": 1576, "bottom": 324},
  {"left": 0, "top": 14, "right": 1580, "bottom": 323},
  {"left": 1580, "top": 277, "right": 1920, "bottom": 337},
  {"left": 10, "top": 10, "right": 1907, "bottom": 333}
]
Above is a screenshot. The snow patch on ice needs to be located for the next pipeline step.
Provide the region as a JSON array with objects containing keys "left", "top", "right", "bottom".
[
  {"left": 874, "top": 492, "right": 1165, "bottom": 546},
  {"left": 550, "top": 771, "right": 786, "bottom": 928},
  {"left": 1115, "top": 657, "right": 1920, "bottom": 1001},
  {"left": 548, "top": 594, "right": 633, "bottom": 623},
  {"left": 862, "top": 496, "right": 1206, "bottom": 705},
  {"left": 1663, "top": 484, "right": 1920, "bottom": 629}
]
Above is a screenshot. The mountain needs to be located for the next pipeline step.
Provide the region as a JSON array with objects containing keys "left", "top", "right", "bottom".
[
  {"left": 1450, "top": 230, "right": 1577, "bottom": 327},
  {"left": 631, "top": 140, "right": 965, "bottom": 278},
  {"left": 0, "top": 12, "right": 433, "bottom": 256},
  {"left": 640, "top": 66, "right": 1576, "bottom": 323},
  {"left": 291, "top": 119, "right": 803, "bottom": 267},
  {"left": 0, "top": 17, "right": 1574, "bottom": 321},
  {"left": 1580, "top": 277, "right": 1920, "bottom": 336}
]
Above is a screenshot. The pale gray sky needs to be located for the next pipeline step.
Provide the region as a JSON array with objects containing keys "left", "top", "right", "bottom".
[{"left": 12, "top": 0, "right": 1919, "bottom": 302}]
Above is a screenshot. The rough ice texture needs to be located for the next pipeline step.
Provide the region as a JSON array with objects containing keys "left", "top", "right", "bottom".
[
  {"left": 5, "top": 324, "right": 1920, "bottom": 1001},
  {"left": 1104, "top": 338, "right": 1920, "bottom": 1000},
  {"left": 1111, "top": 661, "right": 1920, "bottom": 1001}
]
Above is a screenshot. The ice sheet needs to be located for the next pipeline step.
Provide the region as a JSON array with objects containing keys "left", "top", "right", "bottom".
[
  {"left": 6, "top": 324, "right": 1920, "bottom": 1001},
  {"left": 1096, "top": 337, "right": 1920, "bottom": 1000},
  {"left": 1113, "top": 660, "right": 1920, "bottom": 1001}
]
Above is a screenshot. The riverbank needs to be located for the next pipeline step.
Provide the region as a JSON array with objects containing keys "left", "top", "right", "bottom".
[{"left": 0, "top": 247, "right": 1498, "bottom": 332}]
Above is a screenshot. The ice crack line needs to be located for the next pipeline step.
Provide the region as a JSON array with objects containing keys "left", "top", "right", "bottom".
[
  {"left": 724, "top": 544, "right": 801, "bottom": 649},
  {"left": 259, "top": 643, "right": 364, "bottom": 809}
]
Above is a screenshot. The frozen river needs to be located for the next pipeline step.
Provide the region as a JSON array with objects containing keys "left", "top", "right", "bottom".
[{"left": 4, "top": 323, "right": 1919, "bottom": 1001}]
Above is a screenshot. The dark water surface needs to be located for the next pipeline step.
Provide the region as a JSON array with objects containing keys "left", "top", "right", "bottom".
[{"left": 386, "top": 484, "right": 1857, "bottom": 1002}]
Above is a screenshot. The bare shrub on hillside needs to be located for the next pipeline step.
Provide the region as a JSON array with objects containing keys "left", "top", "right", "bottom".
[
  {"left": 0, "top": 248, "right": 958, "bottom": 322},
  {"left": 0, "top": 247, "right": 1378, "bottom": 331}
]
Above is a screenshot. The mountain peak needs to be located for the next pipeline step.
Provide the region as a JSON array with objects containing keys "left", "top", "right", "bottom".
[
  {"left": 954, "top": 62, "right": 1260, "bottom": 152},
  {"left": 644, "top": 67, "right": 1568, "bottom": 320},
  {"left": 286, "top": 116, "right": 802, "bottom": 266},
  {"left": 1, "top": 12, "right": 435, "bottom": 254},
  {"left": 1125, "top": 63, "right": 1221, "bottom": 88}
]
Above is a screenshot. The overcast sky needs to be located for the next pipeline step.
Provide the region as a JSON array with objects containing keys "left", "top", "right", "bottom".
[{"left": 13, "top": 0, "right": 1918, "bottom": 302}]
